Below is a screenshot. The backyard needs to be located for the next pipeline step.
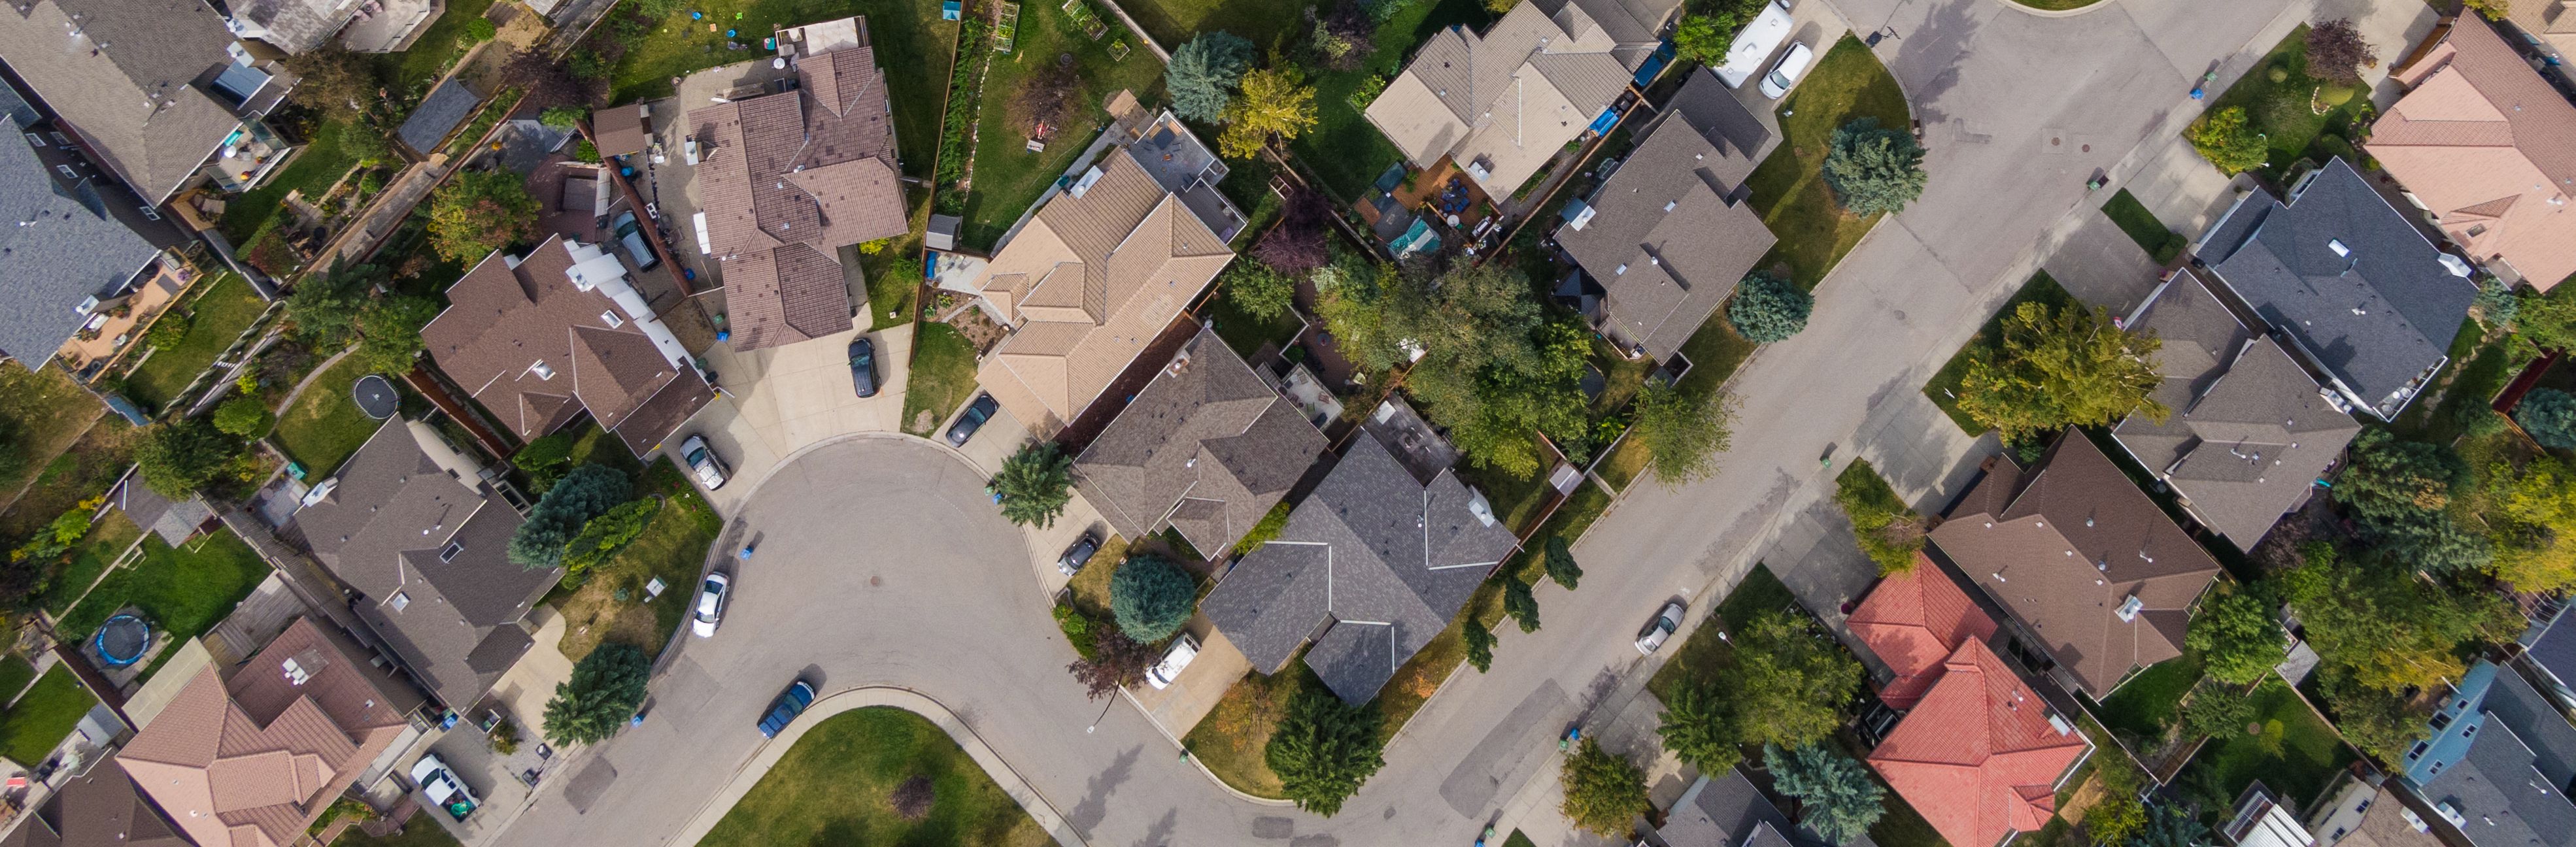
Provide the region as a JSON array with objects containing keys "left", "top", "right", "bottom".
[
  {"left": 273, "top": 354, "right": 389, "bottom": 478},
  {"left": 552, "top": 458, "right": 724, "bottom": 662},
  {"left": 2086, "top": 655, "right": 2203, "bottom": 747},
  {"left": 0, "top": 666, "right": 97, "bottom": 766},
  {"left": 121, "top": 273, "right": 271, "bottom": 414},
  {"left": 2195, "top": 25, "right": 2374, "bottom": 182},
  {"left": 372, "top": 0, "right": 500, "bottom": 95},
  {"left": 1202, "top": 288, "right": 1306, "bottom": 359},
  {"left": 38, "top": 511, "right": 143, "bottom": 617},
  {"left": 1284, "top": 0, "right": 1496, "bottom": 199},
  {"left": 0, "top": 656, "right": 31, "bottom": 703},
  {"left": 2171, "top": 679, "right": 2356, "bottom": 816},
  {"left": 696, "top": 706, "right": 1051, "bottom": 847},
  {"left": 1740, "top": 35, "right": 1912, "bottom": 290},
  {"left": 57, "top": 529, "right": 271, "bottom": 679},
  {"left": 0, "top": 422, "right": 136, "bottom": 542},
  {"left": 2392, "top": 317, "right": 2507, "bottom": 444},
  {"left": 219, "top": 118, "right": 369, "bottom": 243},
  {"left": 0, "top": 362, "right": 108, "bottom": 509},
  {"left": 1922, "top": 270, "right": 2078, "bottom": 433},
  {"left": 900, "top": 322, "right": 982, "bottom": 437},
  {"left": 953, "top": 0, "right": 1168, "bottom": 249}
]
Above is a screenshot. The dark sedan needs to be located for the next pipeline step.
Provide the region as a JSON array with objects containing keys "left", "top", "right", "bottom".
[
  {"left": 756, "top": 679, "right": 816, "bottom": 739},
  {"left": 945, "top": 393, "right": 998, "bottom": 446},
  {"left": 849, "top": 337, "right": 879, "bottom": 397}
]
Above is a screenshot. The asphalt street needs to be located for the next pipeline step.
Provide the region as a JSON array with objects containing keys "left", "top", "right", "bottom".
[{"left": 488, "top": 0, "right": 2328, "bottom": 844}]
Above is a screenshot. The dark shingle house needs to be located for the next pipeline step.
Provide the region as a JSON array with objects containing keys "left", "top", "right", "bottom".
[
  {"left": 2195, "top": 158, "right": 2479, "bottom": 421},
  {"left": 0, "top": 0, "right": 301, "bottom": 203},
  {"left": 1198, "top": 431, "right": 1519, "bottom": 705},
  {"left": 1554, "top": 68, "right": 1775, "bottom": 361},
  {"left": 2396, "top": 659, "right": 2576, "bottom": 847},
  {"left": 1071, "top": 327, "right": 1327, "bottom": 557},
  {"left": 2110, "top": 268, "right": 2359, "bottom": 552},
  {"left": 0, "top": 86, "right": 165, "bottom": 364},
  {"left": 1656, "top": 768, "right": 1877, "bottom": 847},
  {"left": 284, "top": 420, "right": 556, "bottom": 710}
]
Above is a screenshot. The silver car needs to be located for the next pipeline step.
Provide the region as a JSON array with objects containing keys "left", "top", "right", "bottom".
[
  {"left": 691, "top": 572, "right": 730, "bottom": 638},
  {"left": 680, "top": 434, "right": 728, "bottom": 490},
  {"left": 1635, "top": 601, "right": 1686, "bottom": 655}
]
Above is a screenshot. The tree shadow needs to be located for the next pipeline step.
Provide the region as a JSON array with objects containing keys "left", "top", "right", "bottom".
[{"left": 1066, "top": 744, "right": 1141, "bottom": 831}]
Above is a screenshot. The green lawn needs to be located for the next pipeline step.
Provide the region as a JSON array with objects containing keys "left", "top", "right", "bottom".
[
  {"left": 1650, "top": 563, "right": 1796, "bottom": 701},
  {"left": 274, "top": 354, "right": 389, "bottom": 478},
  {"left": 955, "top": 0, "right": 1168, "bottom": 249},
  {"left": 57, "top": 530, "right": 271, "bottom": 661},
  {"left": 0, "top": 667, "right": 97, "bottom": 766},
  {"left": 1287, "top": 0, "right": 1495, "bottom": 199},
  {"left": 900, "top": 322, "right": 981, "bottom": 437},
  {"left": 331, "top": 811, "right": 464, "bottom": 847},
  {"left": 1740, "top": 35, "right": 1911, "bottom": 290},
  {"left": 1451, "top": 429, "right": 1554, "bottom": 535},
  {"left": 698, "top": 707, "right": 1051, "bottom": 847},
  {"left": 2199, "top": 25, "right": 2374, "bottom": 181},
  {"left": 600, "top": 0, "right": 955, "bottom": 179},
  {"left": 39, "top": 510, "right": 142, "bottom": 616},
  {"left": 1119, "top": 0, "right": 1315, "bottom": 49},
  {"left": 1183, "top": 656, "right": 1319, "bottom": 799},
  {"left": 1922, "top": 270, "right": 2078, "bottom": 433},
  {"left": 1597, "top": 435, "right": 1647, "bottom": 491},
  {"left": 553, "top": 459, "right": 724, "bottom": 662},
  {"left": 123, "top": 274, "right": 271, "bottom": 414},
  {"left": 2088, "top": 654, "right": 2203, "bottom": 746},
  {"left": 1502, "top": 831, "right": 1537, "bottom": 847},
  {"left": 2392, "top": 317, "right": 2501, "bottom": 443},
  {"left": 220, "top": 118, "right": 367, "bottom": 243},
  {"left": 0, "top": 656, "right": 35, "bottom": 703},
  {"left": 2100, "top": 189, "right": 2185, "bottom": 265},
  {"left": 863, "top": 189, "right": 930, "bottom": 329},
  {"left": 2172, "top": 678, "right": 2356, "bottom": 816},
  {"left": 372, "top": 0, "right": 498, "bottom": 95},
  {"left": 0, "top": 361, "right": 107, "bottom": 510},
  {"left": 1204, "top": 289, "right": 1304, "bottom": 359},
  {"left": 0, "top": 421, "right": 134, "bottom": 542}
]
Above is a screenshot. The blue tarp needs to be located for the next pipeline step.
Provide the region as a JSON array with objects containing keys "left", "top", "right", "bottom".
[
  {"left": 1632, "top": 41, "right": 1676, "bottom": 88},
  {"left": 1586, "top": 105, "right": 1621, "bottom": 136}
]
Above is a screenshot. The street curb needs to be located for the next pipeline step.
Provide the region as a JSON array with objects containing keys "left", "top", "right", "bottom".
[
  {"left": 1995, "top": 0, "right": 2116, "bottom": 18},
  {"left": 667, "top": 686, "right": 1091, "bottom": 847}
]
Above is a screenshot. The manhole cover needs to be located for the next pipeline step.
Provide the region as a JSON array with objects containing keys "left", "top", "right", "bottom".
[{"left": 352, "top": 374, "right": 399, "bottom": 420}]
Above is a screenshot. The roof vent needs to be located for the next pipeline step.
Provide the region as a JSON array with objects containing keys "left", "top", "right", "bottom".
[
  {"left": 2328, "top": 239, "right": 2350, "bottom": 257},
  {"left": 531, "top": 360, "right": 555, "bottom": 380},
  {"left": 1663, "top": 201, "right": 1676, "bottom": 212},
  {"left": 1614, "top": 263, "right": 1627, "bottom": 275}
]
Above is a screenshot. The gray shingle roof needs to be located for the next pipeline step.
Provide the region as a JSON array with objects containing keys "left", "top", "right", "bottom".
[
  {"left": 0, "top": 0, "right": 256, "bottom": 203},
  {"left": 398, "top": 79, "right": 483, "bottom": 156},
  {"left": 2112, "top": 270, "right": 2358, "bottom": 550},
  {"left": 224, "top": 0, "right": 358, "bottom": 54},
  {"left": 0, "top": 122, "right": 160, "bottom": 361},
  {"left": 1657, "top": 769, "right": 1878, "bottom": 847},
  {"left": 1199, "top": 431, "right": 1519, "bottom": 705},
  {"left": 2528, "top": 614, "right": 2576, "bottom": 697},
  {"left": 2413, "top": 669, "right": 2576, "bottom": 847},
  {"left": 2199, "top": 158, "right": 2478, "bottom": 420},
  {"left": 1072, "top": 328, "right": 1326, "bottom": 556}
]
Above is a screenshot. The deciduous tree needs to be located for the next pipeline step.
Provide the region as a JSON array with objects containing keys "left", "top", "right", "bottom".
[
  {"left": 428, "top": 169, "right": 541, "bottom": 263},
  {"left": 354, "top": 295, "right": 440, "bottom": 373},
  {"left": 2184, "top": 582, "right": 2286, "bottom": 686},
  {"left": 2333, "top": 429, "right": 2490, "bottom": 575},
  {"left": 2484, "top": 455, "right": 2576, "bottom": 591},
  {"left": 1221, "top": 65, "right": 1319, "bottom": 159},
  {"left": 1632, "top": 382, "right": 1737, "bottom": 487},
  {"left": 1822, "top": 118, "right": 1927, "bottom": 215},
  {"left": 1954, "top": 301, "right": 2165, "bottom": 442},
  {"left": 1222, "top": 261, "right": 1298, "bottom": 322},
  {"left": 1167, "top": 32, "right": 1255, "bottom": 122},
  {"left": 1560, "top": 739, "right": 1648, "bottom": 837},
  {"left": 2189, "top": 107, "right": 2269, "bottom": 175},
  {"left": 560, "top": 499, "right": 661, "bottom": 577},
  {"left": 1018, "top": 54, "right": 1085, "bottom": 137},
  {"left": 2280, "top": 542, "right": 2518, "bottom": 692},
  {"left": 1066, "top": 628, "right": 1157, "bottom": 698},
  {"left": 136, "top": 420, "right": 237, "bottom": 497},
  {"left": 1655, "top": 683, "right": 1740, "bottom": 773},
  {"left": 1729, "top": 610, "right": 1862, "bottom": 747},
  {"left": 1265, "top": 689, "right": 1385, "bottom": 816},
  {"left": 288, "top": 261, "right": 388, "bottom": 346},
  {"left": 1766, "top": 743, "right": 1886, "bottom": 846},
  {"left": 212, "top": 396, "right": 273, "bottom": 439},
  {"left": 2304, "top": 19, "right": 2373, "bottom": 85},
  {"left": 1254, "top": 188, "right": 1332, "bottom": 275}
]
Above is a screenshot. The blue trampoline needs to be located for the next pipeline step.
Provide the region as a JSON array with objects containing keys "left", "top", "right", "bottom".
[{"left": 95, "top": 614, "right": 150, "bottom": 668}]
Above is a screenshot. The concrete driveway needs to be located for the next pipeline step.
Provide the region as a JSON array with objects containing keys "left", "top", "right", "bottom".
[{"left": 664, "top": 324, "right": 910, "bottom": 513}]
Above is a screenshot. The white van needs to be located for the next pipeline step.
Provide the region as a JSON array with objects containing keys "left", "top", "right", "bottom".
[
  {"left": 1147, "top": 635, "right": 1200, "bottom": 689},
  {"left": 1712, "top": 1, "right": 1797, "bottom": 88}
]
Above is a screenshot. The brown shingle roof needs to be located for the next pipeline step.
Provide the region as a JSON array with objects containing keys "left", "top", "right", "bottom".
[
  {"left": 0, "top": 0, "right": 252, "bottom": 203},
  {"left": 2369, "top": 14, "right": 2576, "bottom": 291},
  {"left": 1072, "top": 327, "right": 1327, "bottom": 555},
  {"left": 1927, "top": 431, "right": 2224, "bottom": 696},
  {"left": 591, "top": 103, "right": 650, "bottom": 157},
  {"left": 686, "top": 30, "right": 906, "bottom": 351}
]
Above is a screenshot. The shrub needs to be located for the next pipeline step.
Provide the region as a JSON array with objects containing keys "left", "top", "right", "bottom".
[
  {"left": 541, "top": 643, "right": 648, "bottom": 745},
  {"left": 1727, "top": 271, "right": 1810, "bottom": 343},
  {"left": 1559, "top": 739, "right": 1648, "bottom": 837},
  {"left": 539, "top": 105, "right": 586, "bottom": 128},
  {"left": 1108, "top": 554, "right": 1193, "bottom": 641},
  {"left": 462, "top": 16, "right": 497, "bottom": 42},
  {"left": 148, "top": 312, "right": 192, "bottom": 350},
  {"left": 2317, "top": 85, "right": 2357, "bottom": 107},
  {"left": 514, "top": 433, "right": 576, "bottom": 492},
  {"left": 2181, "top": 682, "right": 2256, "bottom": 739},
  {"left": 509, "top": 464, "right": 632, "bottom": 570},
  {"left": 212, "top": 396, "right": 274, "bottom": 438},
  {"left": 2516, "top": 388, "right": 2576, "bottom": 450},
  {"left": 2265, "top": 65, "right": 2290, "bottom": 84},
  {"left": 560, "top": 498, "right": 662, "bottom": 576},
  {"left": 2190, "top": 107, "right": 2269, "bottom": 175},
  {"left": 1820, "top": 117, "right": 1927, "bottom": 216}
]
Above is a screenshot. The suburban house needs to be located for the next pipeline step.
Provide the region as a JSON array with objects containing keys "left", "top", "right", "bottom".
[
  {"left": 214, "top": 0, "right": 428, "bottom": 54},
  {"left": 0, "top": 0, "right": 302, "bottom": 203},
  {"left": 105, "top": 617, "right": 416, "bottom": 847},
  {"left": 1198, "top": 429, "right": 1518, "bottom": 705},
  {"left": 2310, "top": 778, "right": 2447, "bottom": 847},
  {"left": 2225, "top": 785, "right": 2324, "bottom": 847},
  {"left": 0, "top": 82, "right": 177, "bottom": 367},
  {"left": 1363, "top": 0, "right": 1646, "bottom": 195},
  {"left": 1070, "top": 327, "right": 1327, "bottom": 557},
  {"left": 2195, "top": 158, "right": 2479, "bottom": 422},
  {"left": 1655, "top": 767, "right": 1877, "bottom": 847},
  {"left": 2109, "top": 269, "right": 2359, "bottom": 552},
  {"left": 2371, "top": 14, "right": 2576, "bottom": 291},
  {"left": 1854, "top": 567, "right": 2091, "bottom": 847},
  {"left": 1925, "top": 431, "right": 2224, "bottom": 698},
  {"left": 0, "top": 753, "right": 191, "bottom": 847},
  {"left": 424, "top": 234, "right": 713, "bottom": 457},
  {"left": 284, "top": 420, "right": 555, "bottom": 711},
  {"left": 2395, "top": 659, "right": 2576, "bottom": 847},
  {"left": 966, "top": 111, "right": 1242, "bottom": 435},
  {"left": 2522, "top": 605, "right": 2576, "bottom": 711},
  {"left": 686, "top": 16, "right": 907, "bottom": 351},
  {"left": 2501, "top": 1, "right": 2576, "bottom": 85},
  {"left": 1553, "top": 67, "right": 1774, "bottom": 362}
]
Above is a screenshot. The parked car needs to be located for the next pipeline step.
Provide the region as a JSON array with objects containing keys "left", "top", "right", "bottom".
[
  {"left": 945, "top": 393, "right": 998, "bottom": 446},
  {"left": 1635, "top": 601, "right": 1686, "bottom": 655},
  {"left": 611, "top": 210, "right": 660, "bottom": 269},
  {"left": 680, "top": 434, "right": 729, "bottom": 490},
  {"left": 757, "top": 679, "right": 817, "bottom": 738},
  {"left": 1759, "top": 41, "right": 1816, "bottom": 99},
  {"left": 1147, "top": 634, "right": 1200, "bottom": 689},
  {"left": 1056, "top": 533, "right": 1101, "bottom": 576},
  {"left": 412, "top": 754, "right": 481, "bottom": 822},
  {"left": 849, "top": 337, "right": 879, "bottom": 397},
  {"left": 692, "top": 572, "right": 730, "bottom": 638}
]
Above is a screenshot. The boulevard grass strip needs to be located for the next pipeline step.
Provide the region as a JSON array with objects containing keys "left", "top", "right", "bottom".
[
  {"left": 0, "top": 667, "right": 96, "bottom": 765},
  {"left": 1740, "top": 35, "right": 1910, "bottom": 290},
  {"left": 273, "top": 354, "right": 387, "bottom": 478},
  {"left": 1921, "top": 270, "right": 2076, "bottom": 433},
  {"left": 553, "top": 459, "right": 724, "bottom": 663},
  {"left": 1646, "top": 563, "right": 1793, "bottom": 701},
  {"left": 900, "top": 322, "right": 981, "bottom": 437},
  {"left": 1287, "top": 0, "right": 1497, "bottom": 199},
  {"left": 57, "top": 530, "right": 270, "bottom": 678},
  {"left": 0, "top": 361, "right": 107, "bottom": 509},
  {"left": 122, "top": 273, "right": 269, "bottom": 414},
  {"left": 2099, "top": 189, "right": 2186, "bottom": 265},
  {"left": 600, "top": 0, "right": 955, "bottom": 179},
  {"left": 699, "top": 706, "right": 1051, "bottom": 847},
  {"left": 39, "top": 511, "right": 143, "bottom": 616},
  {"left": 955, "top": 0, "right": 1167, "bottom": 250}
]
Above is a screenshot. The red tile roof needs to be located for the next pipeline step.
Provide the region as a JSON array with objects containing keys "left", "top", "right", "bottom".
[
  {"left": 1850, "top": 555, "right": 1999, "bottom": 709},
  {"left": 1869, "top": 639, "right": 2090, "bottom": 847}
]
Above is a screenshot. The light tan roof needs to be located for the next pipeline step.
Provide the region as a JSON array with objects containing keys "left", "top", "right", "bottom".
[
  {"left": 0, "top": 0, "right": 248, "bottom": 203},
  {"left": 2370, "top": 14, "right": 2576, "bottom": 290},
  {"left": 1363, "top": 0, "right": 1633, "bottom": 191},
  {"left": 973, "top": 150, "right": 1235, "bottom": 432}
]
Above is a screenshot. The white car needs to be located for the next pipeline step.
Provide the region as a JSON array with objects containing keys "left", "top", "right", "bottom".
[
  {"left": 1759, "top": 41, "right": 1816, "bottom": 99},
  {"left": 691, "top": 572, "right": 730, "bottom": 638},
  {"left": 680, "top": 434, "right": 728, "bottom": 490},
  {"left": 1146, "top": 634, "right": 1200, "bottom": 689},
  {"left": 411, "top": 754, "right": 481, "bottom": 822},
  {"left": 1635, "top": 601, "right": 1686, "bottom": 655}
]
